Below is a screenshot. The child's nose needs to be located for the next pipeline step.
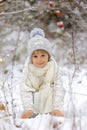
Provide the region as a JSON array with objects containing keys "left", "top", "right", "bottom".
[{"left": 38, "top": 57, "right": 42, "bottom": 61}]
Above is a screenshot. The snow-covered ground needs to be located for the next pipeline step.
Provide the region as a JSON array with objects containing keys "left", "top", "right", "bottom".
[
  {"left": 0, "top": 30, "right": 87, "bottom": 130},
  {"left": 0, "top": 63, "right": 87, "bottom": 130}
]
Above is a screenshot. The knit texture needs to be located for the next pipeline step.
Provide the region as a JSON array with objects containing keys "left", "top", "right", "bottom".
[{"left": 28, "top": 28, "right": 52, "bottom": 58}]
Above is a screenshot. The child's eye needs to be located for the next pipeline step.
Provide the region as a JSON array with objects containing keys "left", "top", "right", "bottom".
[
  {"left": 33, "top": 55, "right": 37, "bottom": 58},
  {"left": 41, "top": 55, "right": 45, "bottom": 57}
]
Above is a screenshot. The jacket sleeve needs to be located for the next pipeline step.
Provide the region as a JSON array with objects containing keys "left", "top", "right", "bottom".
[
  {"left": 53, "top": 66, "right": 65, "bottom": 111},
  {"left": 20, "top": 57, "right": 33, "bottom": 111}
]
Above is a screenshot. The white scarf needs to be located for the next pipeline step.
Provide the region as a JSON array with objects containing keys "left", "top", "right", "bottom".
[{"left": 28, "top": 60, "right": 55, "bottom": 91}]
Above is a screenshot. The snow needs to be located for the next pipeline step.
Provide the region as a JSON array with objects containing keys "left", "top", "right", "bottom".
[
  {"left": 0, "top": 114, "right": 73, "bottom": 130},
  {"left": 0, "top": 30, "right": 87, "bottom": 130},
  {"left": 0, "top": 64, "right": 87, "bottom": 130}
]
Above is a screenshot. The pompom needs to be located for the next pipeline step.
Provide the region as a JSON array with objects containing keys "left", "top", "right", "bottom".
[{"left": 30, "top": 28, "right": 45, "bottom": 38}]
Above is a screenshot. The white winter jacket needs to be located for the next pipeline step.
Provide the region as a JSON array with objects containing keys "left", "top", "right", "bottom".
[{"left": 20, "top": 56, "right": 64, "bottom": 114}]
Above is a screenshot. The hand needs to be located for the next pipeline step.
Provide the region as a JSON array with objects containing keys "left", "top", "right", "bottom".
[
  {"left": 51, "top": 109, "right": 64, "bottom": 117},
  {"left": 21, "top": 110, "right": 33, "bottom": 119}
]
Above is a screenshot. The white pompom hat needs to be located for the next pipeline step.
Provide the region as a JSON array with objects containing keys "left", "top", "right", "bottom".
[{"left": 28, "top": 28, "right": 52, "bottom": 57}]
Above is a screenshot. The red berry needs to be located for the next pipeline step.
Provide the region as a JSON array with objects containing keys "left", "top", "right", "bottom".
[
  {"left": 57, "top": 21, "right": 64, "bottom": 28},
  {"left": 56, "top": 10, "right": 61, "bottom": 16},
  {"left": 49, "top": 1, "right": 54, "bottom": 8}
]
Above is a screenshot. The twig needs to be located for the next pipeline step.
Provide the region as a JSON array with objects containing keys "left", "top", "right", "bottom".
[
  {"left": 71, "top": 32, "right": 76, "bottom": 65},
  {"left": 9, "top": 27, "right": 21, "bottom": 125}
]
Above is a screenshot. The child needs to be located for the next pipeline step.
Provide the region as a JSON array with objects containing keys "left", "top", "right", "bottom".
[{"left": 20, "top": 28, "right": 64, "bottom": 118}]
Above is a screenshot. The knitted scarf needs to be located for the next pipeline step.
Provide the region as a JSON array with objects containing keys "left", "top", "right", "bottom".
[{"left": 28, "top": 60, "right": 54, "bottom": 91}]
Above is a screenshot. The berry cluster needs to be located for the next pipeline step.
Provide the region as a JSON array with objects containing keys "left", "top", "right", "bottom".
[{"left": 49, "top": 1, "right": 64, "bottom": 29}]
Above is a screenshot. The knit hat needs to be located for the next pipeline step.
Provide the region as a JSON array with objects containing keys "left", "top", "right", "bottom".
[{"left": 28, "top": 28, "right": 52, "bottom": 57}]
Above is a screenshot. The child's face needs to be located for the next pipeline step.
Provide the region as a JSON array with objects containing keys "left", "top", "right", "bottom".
[{"left": 32, "top": 50, "right": 49, "bottom": 68}]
